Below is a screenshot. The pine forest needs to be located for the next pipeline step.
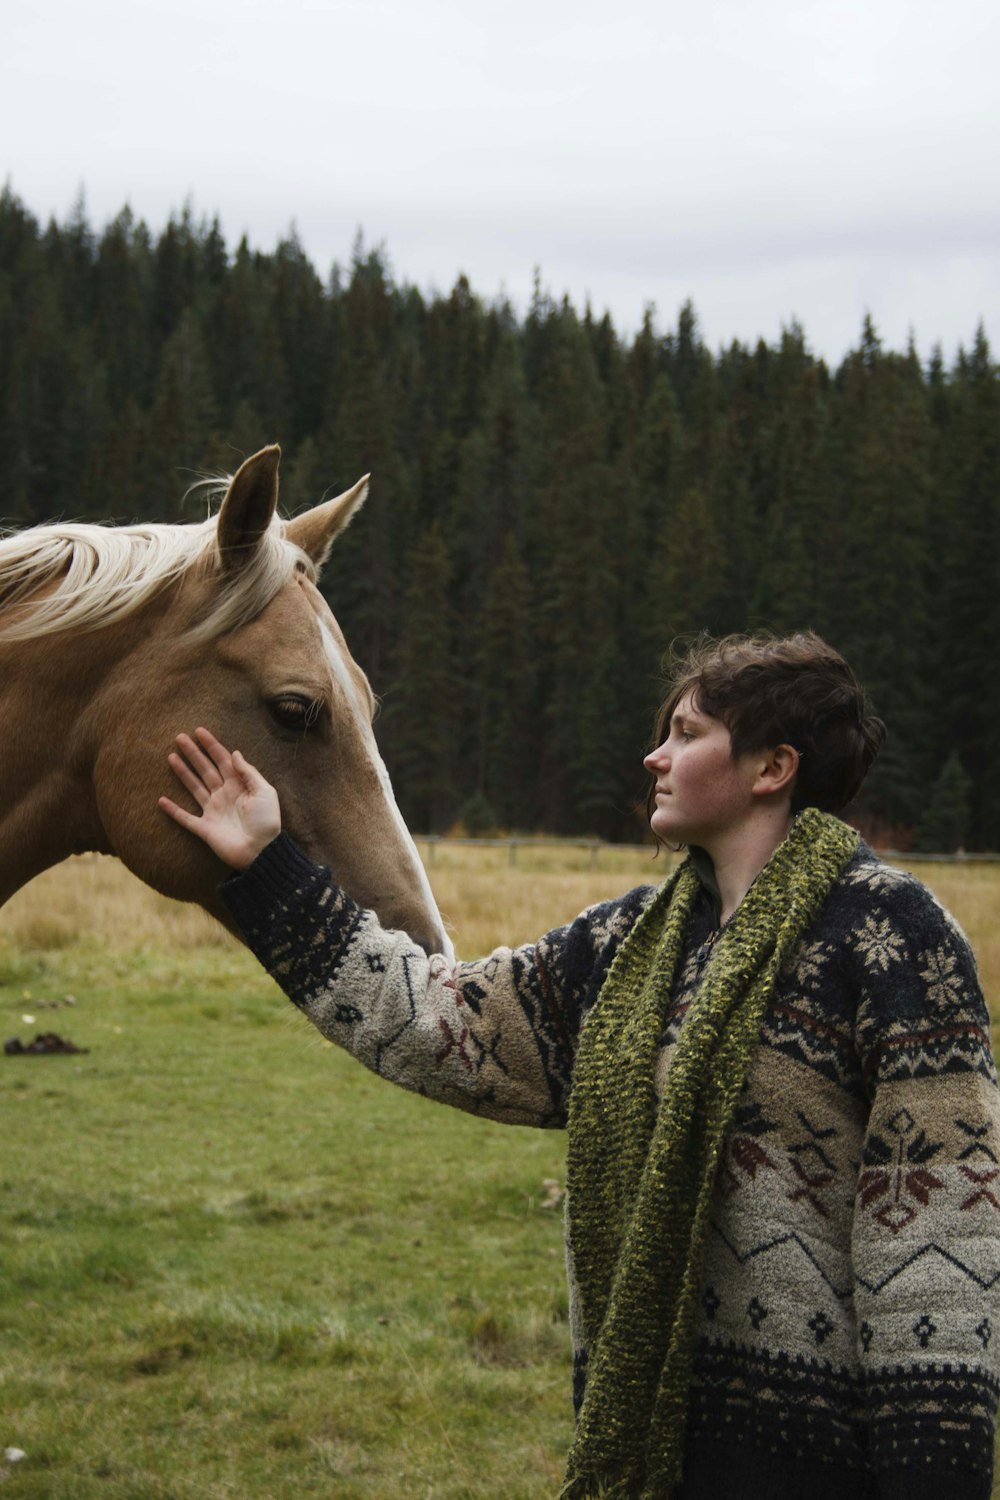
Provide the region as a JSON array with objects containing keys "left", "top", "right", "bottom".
[{"left": 1, "top": 186, "right": 998, "bottom": 848}]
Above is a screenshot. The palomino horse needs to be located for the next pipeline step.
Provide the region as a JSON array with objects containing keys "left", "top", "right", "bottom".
[{"left": 0, "top": 445, "right": 452, "bottom": 958}]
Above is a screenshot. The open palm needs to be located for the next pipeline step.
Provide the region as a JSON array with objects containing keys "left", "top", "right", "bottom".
[{"left": 159, "top": 727, "right": 281, "bottom": 870}]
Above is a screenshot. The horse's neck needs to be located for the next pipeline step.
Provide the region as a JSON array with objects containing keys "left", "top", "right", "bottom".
[
  {"left": 0, "top": 771, "right": 109, "bottom": 906},
  {"left": 0, "top": 637, "right": 115, "bottom": 905}
]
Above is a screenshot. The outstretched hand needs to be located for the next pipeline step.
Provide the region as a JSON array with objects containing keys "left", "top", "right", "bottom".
[{"left": 159, "top": 728, "right": 281, "bottom": 870}]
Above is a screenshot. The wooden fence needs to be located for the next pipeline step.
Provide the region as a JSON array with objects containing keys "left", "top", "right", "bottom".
[
  {"left": 417, "top": 837, "right": 1000, "bottom": 868},
  {"left": 419, "top": 836, "right": 622, "bottom": 869}
]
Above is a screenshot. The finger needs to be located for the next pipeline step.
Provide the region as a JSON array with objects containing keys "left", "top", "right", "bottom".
[
  {"left": 174, "top": 731, "right": 225, "bottom": 789},
  {"left": 158, "top": 795, "right": 205, "bottom": 835},
  {"left": 167, "top": 751, "right": 211, "bottom": 806},
  {"left": 193, "top": 727, "right": 236, "bottom": 778},
  {"left": 232, "top": 749, "right": 272, "bottom": 792}
]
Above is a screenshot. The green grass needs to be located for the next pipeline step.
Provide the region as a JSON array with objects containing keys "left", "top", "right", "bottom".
[
  {"left": 0, "top": 944, "right": 571, "bottom": 1498},
  {"left": 3, "top": 851, "right": 1000, "bottom": 1497}
]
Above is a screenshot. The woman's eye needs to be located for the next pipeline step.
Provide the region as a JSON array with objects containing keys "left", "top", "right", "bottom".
[{"left": 269, "top": 696, "right": 323, "bottom": 731}]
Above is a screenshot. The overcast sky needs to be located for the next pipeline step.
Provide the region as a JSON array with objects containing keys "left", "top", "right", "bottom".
[{"left": 4, "top": 0, "right": 997, "bottom": 365}]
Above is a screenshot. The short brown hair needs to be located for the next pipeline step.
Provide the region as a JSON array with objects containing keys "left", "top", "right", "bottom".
[{"left": 648, "top": 632, "right": 885, "bottom": 820}]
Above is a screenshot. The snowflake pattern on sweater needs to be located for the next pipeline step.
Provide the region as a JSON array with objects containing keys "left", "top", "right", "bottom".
[{"left": 221, "top": 833, "right": 1000, "bottom": 1500}]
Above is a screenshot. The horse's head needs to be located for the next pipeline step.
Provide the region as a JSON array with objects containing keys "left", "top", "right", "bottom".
[{"left": 87, "top": 447, "right": 452, "bottom": 958}]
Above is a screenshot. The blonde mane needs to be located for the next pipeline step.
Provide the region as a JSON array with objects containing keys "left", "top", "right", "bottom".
[{"left": 0, "top": 507, "right": 312, "bottom": 647}]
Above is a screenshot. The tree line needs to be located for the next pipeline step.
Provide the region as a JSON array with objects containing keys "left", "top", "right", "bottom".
[{"left": 1, "top": 185, "right": 997, "bottom": 847}]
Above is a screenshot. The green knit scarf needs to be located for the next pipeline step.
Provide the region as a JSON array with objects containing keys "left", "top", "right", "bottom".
[{"left": 561, "top": 809, "right": 859, "bottom": 1500}]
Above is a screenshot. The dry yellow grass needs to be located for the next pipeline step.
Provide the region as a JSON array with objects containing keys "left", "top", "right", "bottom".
[
  {"left": 2, "top": 843, "right": 996, "bottom": 1027},
  {"left": 891, "top": 858, "right": 1000, "bottom": 1049},
  {"left": 1, "top": 851, "right": 233, "bottom": 954},
  {"left": 423, "top": 839, "right": 673, "bottom": 955}
]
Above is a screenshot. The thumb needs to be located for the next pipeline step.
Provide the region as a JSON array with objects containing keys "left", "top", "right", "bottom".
[{"left": 232, "top": 750, "right": 269, "bottom": 791}]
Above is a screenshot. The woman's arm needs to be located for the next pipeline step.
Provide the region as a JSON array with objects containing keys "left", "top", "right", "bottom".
[
  {"left": 849, "top": 867, "right": 1000, "bottom": 1499},
  {"left": 160, "top": 731, "right": 654, "bottom": 1128}
]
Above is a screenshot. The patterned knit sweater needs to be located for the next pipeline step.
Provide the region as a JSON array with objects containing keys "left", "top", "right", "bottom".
[{"left": 221, "top": 834, "right": 1000, "bottom": 1499}]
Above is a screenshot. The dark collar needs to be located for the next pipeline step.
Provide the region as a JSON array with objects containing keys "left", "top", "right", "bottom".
[{"left": 689, "top": 845, "right": 722, "bottom": 922}]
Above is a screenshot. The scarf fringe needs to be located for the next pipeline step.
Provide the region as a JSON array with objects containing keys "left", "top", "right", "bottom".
[{"left": 560, "top": 1464, "right": 642, "bottom": 1499}]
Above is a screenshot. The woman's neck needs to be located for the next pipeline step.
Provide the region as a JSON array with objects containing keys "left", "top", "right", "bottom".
[{"left": 703, "top": 809, "right": 795, "bottom": 923}]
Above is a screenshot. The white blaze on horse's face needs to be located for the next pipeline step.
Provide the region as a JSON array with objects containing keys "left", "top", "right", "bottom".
[
  {"left": 0, "top": 444, "right": 453, "bottom": 961},
  {"left": 316, "top": 612, "right": 453, "bottom": 961}
]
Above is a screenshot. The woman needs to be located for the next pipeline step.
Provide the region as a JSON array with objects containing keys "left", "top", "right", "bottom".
[{"left": 160, "top": 632, "right": 1000, "bottom": 1499}]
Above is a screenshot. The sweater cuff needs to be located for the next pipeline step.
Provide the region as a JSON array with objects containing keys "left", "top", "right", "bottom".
[{"left": 219, "top": 831, "right": 329, "bottom": 920}]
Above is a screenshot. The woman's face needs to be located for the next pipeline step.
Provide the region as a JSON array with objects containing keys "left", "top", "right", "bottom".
[{"left": 643, "top": 689, "right": 762, "bottom": 847}]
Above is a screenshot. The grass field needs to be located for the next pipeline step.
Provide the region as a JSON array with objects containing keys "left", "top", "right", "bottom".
[{"left": 1, "top": 845, "right": 998, "bottom": 1497}]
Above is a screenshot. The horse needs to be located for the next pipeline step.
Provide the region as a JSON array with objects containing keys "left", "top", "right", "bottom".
[{"left": 0, "top": 445, "right": 452, "bottom": 959}]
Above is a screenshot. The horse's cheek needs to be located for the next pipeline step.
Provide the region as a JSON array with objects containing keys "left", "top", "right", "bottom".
[{"left": 91, "top": 742, "right": 222, "bottom": 909}]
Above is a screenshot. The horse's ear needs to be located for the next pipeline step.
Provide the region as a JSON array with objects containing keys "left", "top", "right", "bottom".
[
  {"left": 216, "top": 445, "right": 281, "bottom": 569},
  {"left": 285, "top": 475, "right": 370, "bottom": 571}
]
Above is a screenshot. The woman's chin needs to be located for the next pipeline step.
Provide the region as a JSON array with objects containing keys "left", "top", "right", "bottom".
[{"left": 651, "top": 812, "right": 686, "bottom": 843}]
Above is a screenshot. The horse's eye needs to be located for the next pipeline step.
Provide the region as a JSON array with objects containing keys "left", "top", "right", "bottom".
[{"left": 269, "top": 695, "right": 323, "bottom": 731}]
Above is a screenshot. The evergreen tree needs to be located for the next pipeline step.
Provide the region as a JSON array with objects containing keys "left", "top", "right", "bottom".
[
  {"left": 749, "top": 330, "right": 833, "bottom": 631},
  {"left": 271, "top": 229, "right": 329, "bottom": 444},
  {"left": 648, "top": 485, "right": 728, "bottom": 645},
  {"left": 526, "top": 300, "right": 625, "bottom": 833},
  {"left": 94, "top": 207, "right": 154, "bottom": 411},
  {"left": 0, "top": 187, "right": 45, "bottom": 520},
  {"left": 145, "top": 309, "right": 218, "bottom": 518},
  {"left": 381, "top": 524, "right": 460, "bottom": 832},
  {"left": 320, "top": 243, "right": 411, "bottom": 681},
  {"left": 826, "top": 320, "right": 934, "bottom": 827},
  {"left": 934, "top": 326, "right": 1000, "bottom": 846},
  {"left": 913, "top": 752, "right": 972, "bottom": 853},
  {"left": 475, "top": 532, "right": 539, "bottom": 829},
  {"left": 151, "top": 206, "right": 202, "bottom": 339}
]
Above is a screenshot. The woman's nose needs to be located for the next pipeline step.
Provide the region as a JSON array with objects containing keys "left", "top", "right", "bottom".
[{"left": 644, "top": 741, "right": 670, "bottom": 772}]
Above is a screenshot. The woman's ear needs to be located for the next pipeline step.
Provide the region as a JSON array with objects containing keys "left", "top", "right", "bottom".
[{"left": 752, "top": 743, "right": 800, "bottom": 800}]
